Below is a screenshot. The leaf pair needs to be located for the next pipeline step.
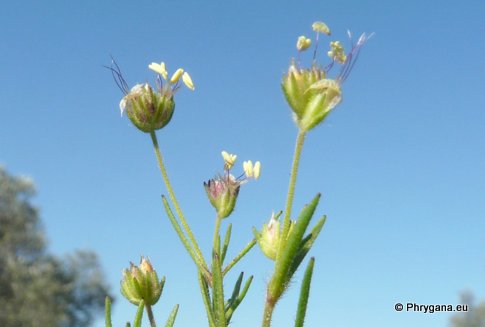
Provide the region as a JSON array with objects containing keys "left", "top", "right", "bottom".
[
  {"left": 209, "top": 251, "right": 254, "bottom": 327},
  {"left": 225, "top": 272, "right": 253, "bottom": 323},
  {"left": 268, "top": 194, "right": 326, "bottom": 303}
]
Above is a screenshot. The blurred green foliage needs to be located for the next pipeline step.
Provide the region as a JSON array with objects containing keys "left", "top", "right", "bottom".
[
  {"left": 0, "top": 166, "right": 112, "bottom": 327},
  {"left": 450, "top": 292, "right": 485, "bottom": 327}
]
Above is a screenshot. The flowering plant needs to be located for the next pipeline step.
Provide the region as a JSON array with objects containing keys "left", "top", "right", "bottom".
[{"left": 105, "top": 20, "right": 371, "bottom": 327}]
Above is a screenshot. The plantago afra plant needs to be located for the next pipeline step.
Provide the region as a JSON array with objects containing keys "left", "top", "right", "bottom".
[{"left": 106, "top": 20, "right": 370, "bottom": 327}]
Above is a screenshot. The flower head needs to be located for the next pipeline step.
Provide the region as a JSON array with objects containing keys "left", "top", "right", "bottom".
[
  {"left": 108, "top": 59, "right": 194, "bottom": 133},
  {"left": 204, "top": 151, "right": 261, "bottom": 218},
  {"left": 118, "top": 83, "right": 175, "bottom": 133},
  {"left": 120, "top": 257, "right": 164, "bottom": 306},
  {"left": 282, "top": 21, "right": 372, "bottom": 132},
  {"left": 204, "top": 175, "right": 240, "bottom": 219}
]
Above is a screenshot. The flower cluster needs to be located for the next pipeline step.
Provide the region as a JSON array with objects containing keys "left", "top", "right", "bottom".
[
  {"left": 204, "top": 151, "right": 260, "bottom": 218},
  {"left": 108, "top": 17, "right": 371, "bottom": 325},
  {"left": 109, "top": 60, "right": 195, "bottom": 133},
  {"left": 282, "top": 21, "right": 372, "bottom": 132}
]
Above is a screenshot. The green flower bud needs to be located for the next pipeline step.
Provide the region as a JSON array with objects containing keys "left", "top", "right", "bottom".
[
  {"left": 120, "top": 83, "right": 175, "bottom": 133},
  {"left": 282, "top": 61, "right": 342, "bottom": 132},
  {"left": 255, "top": 214, "right": 281, "bottom": 260},
  {"left": 254, "top": 212, "right": 294, "bottom": 260},
  {"left": 120, "top": 257, "right": 164, "bottom": 306},
  {"left": 204, "top": 175, "right": 240, "bottom": 219}
]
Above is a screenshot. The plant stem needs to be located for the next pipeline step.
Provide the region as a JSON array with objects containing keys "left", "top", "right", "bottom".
[
  {"left": 105, "top": 296, "right": 112, "bottom": 327},
  {"left": 212, "top": 252, "right": 227, "bottom": 327},
  {"left": 280, "top": 130, "right": 306, "bottom": 247},
  {"left": 145, "top": 304, "right": 157, "bottom": 327},
  {"left": 212, "top": 214, "right": 222, "bottom": 255},
  {"left": 263, "top": 129, "right": 306, "bottom": 327},
  {"left": 134, "top": 301, "right": 145, "bottom": 327},
  {"left": 198, "top": 271, "right": 216, "bottom": 327},
  {"left": 262, "top": 298, "right": 276, "bottom": 327},
  {"left": 150, "top": 131, "right": 207, "bottom": 269}
]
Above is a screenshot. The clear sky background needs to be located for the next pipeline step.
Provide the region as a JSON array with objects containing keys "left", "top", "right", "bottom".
[{"left": 1, "top": 0, "right": 484, "bottom": 326}]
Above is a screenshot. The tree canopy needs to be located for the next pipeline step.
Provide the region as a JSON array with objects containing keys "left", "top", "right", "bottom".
[
  {"left": 450, "top": 292, "right": 485, "bottom": 327},
  {"left": 0, "top": 166, "right": 112, "bottom": 327}
]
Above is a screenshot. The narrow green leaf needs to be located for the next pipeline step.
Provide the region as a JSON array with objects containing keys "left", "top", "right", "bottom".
[
  {"left": 237, "top": 275, "right": 253, "bottom": 305},
  {"left": 226, "top": 272, "right": 244, "bottom": 311},
  {"left": 198, "top": 271, "right": 216, "bottom": 327},
  {"left": 134, "top": 300, "right": 145, "bottom": 327},
  {"left": 288, "top": 216, "right": 326, "bottom": 279},
  {"left": 252, "top": 226, "right": 261, "bottom": 241},
  {"left": 221, "top": 223, "right": 232, "bottom": 263},
  {"left": 105, "top": 296, "right": 112, "bottom": 327},
  {"left": 162, "top": 196, "right": 210, "bottom": 280},
  {"left": 295, "top": 258, "right": 315, "bottom": 327},
  {"left": 226, "top": 275, "right": 253, "bottom": 323},
  {"left": 159, "top": 276, "right": 166, "bottom": 297},
  {"left": 212, "top": 252, "right": 227, "bottom": 326},
  {"left": 270, "top": 194, "right": 320, "bottom": 300},
  {"left": 126, "top": 323, "right": 131, "bottom": 327},
  {"left": 164, "top": 304, "right": 180, "bottom": 327}
]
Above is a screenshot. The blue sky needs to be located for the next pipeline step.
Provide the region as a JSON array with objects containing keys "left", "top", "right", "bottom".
[{"left": 1, "top": 0, "right": 485, "bottom": 326}]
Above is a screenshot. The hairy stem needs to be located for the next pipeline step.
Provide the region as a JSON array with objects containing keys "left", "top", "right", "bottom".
[
  {"left": 145, "top": 304, "right": 157, "bottom": 327},
  {"left": 280, "top": 130, "right": 306, "bottom": 250},
  {"left": 212, "top": 214, "right": 223, "bottom": 255},
  {"left": 261, "top": 297, "right": 276, "bottom": 327},
  {"left": 150, "top": 131, "right": 207, "bottom": 270},
  {"left": 263, "top": 129, "right": 307, "bottom": 327}
]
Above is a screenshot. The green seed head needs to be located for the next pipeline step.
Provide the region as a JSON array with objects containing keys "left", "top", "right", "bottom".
[
  {"left": 120, "top": 257, "right": 164, "bottom": 306},
  {"left": 120, "top": 83, "right": 175, "bottom": 133},
  {"left": 282, "top": 61, "right": 341, "bottom": 132},
  {"left": 281, "top": 22, "right": 372, "bottom": 132}
]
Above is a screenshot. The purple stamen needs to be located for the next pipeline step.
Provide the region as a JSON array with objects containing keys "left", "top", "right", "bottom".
[
  {"left": 105, "top": 57, "right": 130, "bottom": 95},
  {"left": 156, "top": 75, "right": 163, "bottom": 92},
  {"left": 338, "top": 32, "right": 372, "bottom": 83}
]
